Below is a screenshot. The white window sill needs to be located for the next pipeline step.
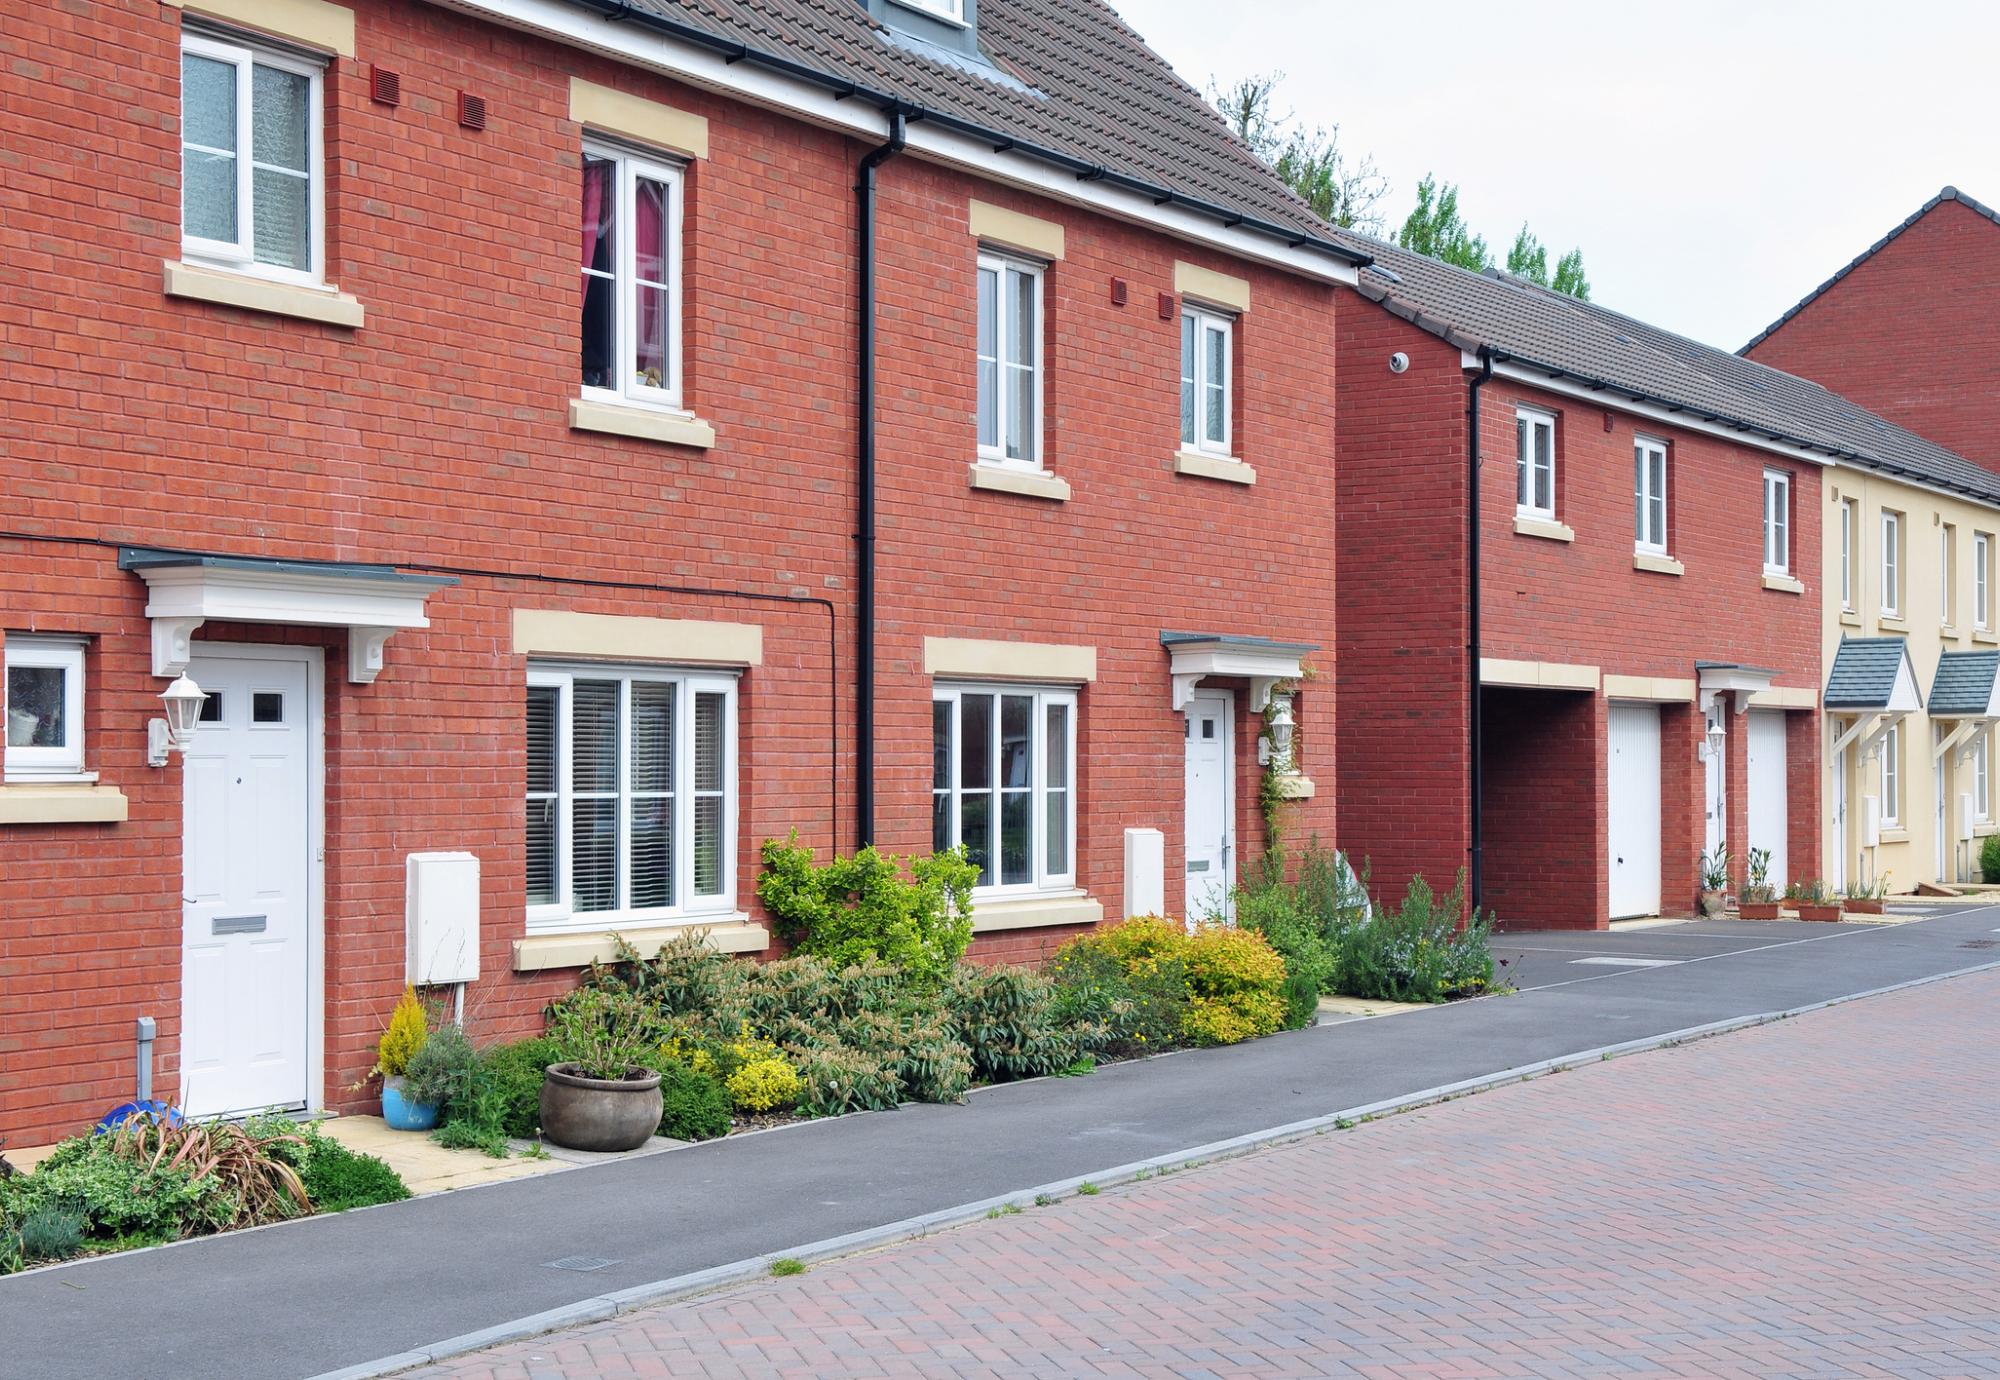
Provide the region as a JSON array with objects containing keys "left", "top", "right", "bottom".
[
  {"left": 569, "top": 397, "right": 717, "bottom": 449},
  {"left": 1173, "top": 450, "right": 1255, "bottom": 486},
  {"left": 512, "top": 914, "right": 766, "bottom": 971},
  {"left": 1514, "top": 513, "right": 1574, "bottom": 543},
  {"left": 968, "top": 462, "right": 1071, "bottom": 502},
  {"left": 0, "top": 783, "right": 128, "bottom": 825},
  {"left": 1633, "top": 551, "right": 1683, "bottom": 576},
  {"left": 1878, "top": 827, "right": 1909, "bottom": 844},
  {"left": 970, "top": 891, "right": 1103, "bottom": 933},
  {"left": 1762, "top": 571, "right": 1805, "bottom": 594},
  {"left": 1840, "top": 608, "right": 1863, "bottom": 628},
  {"left": 1879, "top": 613, "right": 1908, "bottom": 630},
  {"left": 163, "top": 260, "right": 363, "bottom": 328}
]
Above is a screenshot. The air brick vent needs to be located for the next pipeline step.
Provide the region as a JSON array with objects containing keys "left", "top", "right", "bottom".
[
  {"left": 458, "top": 91, "right": 487, "bottom": 131},
  {"left": 370, "top": 66, "right": 401, "bottom": 106}
]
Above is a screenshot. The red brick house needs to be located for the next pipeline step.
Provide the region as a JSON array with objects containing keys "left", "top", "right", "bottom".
[
  {"left": 1743, "top": 187, "right": 2000, "bottom": 474},
  {"left": 0, "top": 0, "right": 1357, "bottom": 1144}
]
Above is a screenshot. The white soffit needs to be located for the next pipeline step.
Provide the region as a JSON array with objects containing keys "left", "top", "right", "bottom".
[{"left": 1162, "top": 633, "right": 1313, "bottom": 711}]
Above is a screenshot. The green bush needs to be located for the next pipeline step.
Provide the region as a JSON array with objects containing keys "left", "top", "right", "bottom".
[
  {"left": 945, "top": 964, "right": 1079, "bottom": 1080},
  {"left": 480, "top": 1037, "right": 560, "bottom": 1139},
  {"left": 547, "top": 987, "right": 660, "bottom": 1080},
  {"left": 0, "top": 1137, "right": 225, "bottom": 1243},
  {"left": 789, "top": 1042, "right": 904, "bottom": 1117},
  {"left": 1047, "top": 933, "right": 1186, "bottom": 1057},
  {"left": 1177, "top": 924, "right": 1289, "bottom": 1045},
  {"left": 403, "top": 1021, "right": 479, "bottom": 1110},
  {"left": 757, "top": 834, "right": 977, "bottom": 985},
  {"left": 301, "top": 1138, "right": 411, "bottom": 1213},
  {"left": 1984, "top": 833, "right": 2000, "bottom": 885},
  {"left": 14, "top": 1205, "right": 84, "bottom": 1265},
  {"left": 658, "top": 1061, "right": 733, "bottom": 1140},
  {"left": 1281, "top": 968, "right": 1320, "bottom": 1030},
  {"left": 1333, "top": 871, "right": 1493, "bottom": 1003}
]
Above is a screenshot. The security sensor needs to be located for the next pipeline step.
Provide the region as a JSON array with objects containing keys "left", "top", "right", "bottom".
[{"left": 1388, "top": 351, "right": 1410, "bottom": 374}]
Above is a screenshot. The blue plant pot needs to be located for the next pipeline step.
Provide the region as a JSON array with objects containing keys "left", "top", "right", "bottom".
[{"left": 380, "top": 1077, "right": 439, "bottom": 1131}]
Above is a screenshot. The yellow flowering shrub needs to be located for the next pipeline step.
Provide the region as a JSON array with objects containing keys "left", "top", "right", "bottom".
[
  {"left": 1052, "top": 917, "right": 1288, "bottom": 1050},
  {"left": 1179, "top": 923, "right": 1288, "bottom": 1045},
  {"left": 375, "top": 986, "right": 428, "bottom": 1077},
  {"left": 661, "top": 1022, "right": 802, "bottom": 1112},
  {"left": 726, "top": 1057, "right": 803, "bottom": 1112}
]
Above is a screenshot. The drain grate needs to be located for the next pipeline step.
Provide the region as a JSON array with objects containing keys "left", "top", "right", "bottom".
[{"left": 544, "top": 1255, "right": 619, "bottom": 1272}]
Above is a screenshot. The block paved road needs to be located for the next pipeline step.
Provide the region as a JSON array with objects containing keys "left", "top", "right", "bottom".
[
  {"left": 6, "top": 905, "right": 2000, "bottom": 1379},
  {"left": 417, "top": 963, "right": 2000, "bottom": 1380}
]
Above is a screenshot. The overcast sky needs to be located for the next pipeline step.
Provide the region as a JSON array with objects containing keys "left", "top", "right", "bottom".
[{"left": 1116, "top": 0, "right": 2000, "bottom": 350}]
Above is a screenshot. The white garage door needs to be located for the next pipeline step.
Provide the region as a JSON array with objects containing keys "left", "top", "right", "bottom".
[
  {"left": 1607, "top": 702, "right": 1663, "bottom": 919},
  {"left": 1747, "top": 710, "right": 1788, "bottom": 892}
]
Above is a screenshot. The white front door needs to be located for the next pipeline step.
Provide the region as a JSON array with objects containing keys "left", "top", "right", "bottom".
[
  {"left": 1747, "top": 710, "right": 1789, "bottom": 891},
  {"left": 1607, "top": 702, "right": 1662, "bottom": 919},
  {"left": 1936, "top": 729, "right": 1949, "bottom": 882},
  {"left": 1183, "top": 690, "right": 1234, "bottom": 922},
  {"left": 1831, "top": 732, "right": 1848, "bottom": 894},
  {"left": 1703, "top": 704, "right": 1726, "bottom": 861},
  {"left": 180, "top": 647, "right": 318, "bottom": 1118}
]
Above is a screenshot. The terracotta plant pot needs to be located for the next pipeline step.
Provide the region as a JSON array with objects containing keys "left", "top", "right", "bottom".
[
  {"left": 540, "top": 1063, "right": 663, "bottom": 1152},
  {"left": 1845, "top": 898, "right": 1885, "bottom": 915},
  {"left": 1795, "top": 903, "right": 1844, "bottom": 923},
  {"left": 1739, "top": 902, "right": 1782, "bottom": 920}
]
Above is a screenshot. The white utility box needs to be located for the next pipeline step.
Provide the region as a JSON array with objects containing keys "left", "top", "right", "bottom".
[
  {"left": 1862, "top": 795, "right": 1881, "bottom": 849},
  {"left": 1124, "top": 827, "right": 1165, "bottom": 918},
  {"left": 1962, "top": 794, "right": 1977, "bottom": 842},
  {"left": 407, "top": 851, "right": 480, "bottom": 985}
]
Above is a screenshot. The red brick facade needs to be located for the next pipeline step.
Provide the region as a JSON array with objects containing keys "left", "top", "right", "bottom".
[
  {"left": 0, "top": 0, "right": 1340, "bottom": 1144},
  {"left": 1745, "top": 197, "right": 2000, "bottom": 473}
]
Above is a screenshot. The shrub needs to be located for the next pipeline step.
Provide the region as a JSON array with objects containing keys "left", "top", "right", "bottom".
[
  {"left": 301, "top": 1138, "right": 411, "bottom": 1213},
  {"left": 790, "top": 1043, "right": 904, "bottom": 1117},
  {"left": 757, "top": 834, "right": 977, "bottom": 985},
  {"left": 890, "top": 1016, "right": 974, "bottom": 1103},
  {"left": 480, "top": 1037, "right": 560, "bottom": 1139},
  {"left": 1984, "top": 834, "right": 2000, "bottom": 885},
  {"left": 14, "top": 1206, "right": 84, "bottom": 1264},
  {"left": 1, "top": 1136, "right": 225, "bottom": 1243},
  {"left": 546, "top": 988, "right": 660, "bottom": 1080},
  {"left": 101, "top": 1114, "right": 312, "bottom": 1230},
  {"left": 1333, "top": 871, "right": 1494, "bottom": 1003},
  {"left": 1233, "top": 883, "right": 1334, "bottom": 997},
  {"left": 376, "top": 986, "right": 429, "bottom": 1078},
  {"left": 1179, "top": 924, "right": 1288, "bottom": 1046},
  {"left": 1046, "top": 934, "right": 1186, "bottom": 1058},
  {"left": 658, "top": 1061, "right": 733, "bottom": 1140},
  {"left": 1281, "top": 968, "right": 1320, "bottom": 1030},
  {"left": 725, "top": 1058, "right": 802, "bottom": 1113},
  {"left": 403, "top": 1021, "right": 479, "bottom": 1111},
  {"left": 945, "top": 964, "right": 1078, "bottom": 1080}
]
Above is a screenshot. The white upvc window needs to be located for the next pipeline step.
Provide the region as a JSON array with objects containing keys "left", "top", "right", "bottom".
[
  {"left": 931, "top": 683, "right": 1076, "bottom": 895},
  {"left": 1840, "top": 499, "right": 1857, "bottom": 610},
  {"left": 4, "top": 636, "right": 87, "bottom": 780},
  {"left": 1633, "top": 437, "right": 1668, "bottom": 554},
  {"left": 1515, "top": 407, "right": 1556, "bottom": 519},
  {"left": 179, "top": 29, "right": 325, "bottom": 285},
  {"left": 1977, "top": 532, "right": 1992, "bottom": 630},
  {"left": 1977, "top": 739, "right": 1991, "bottom": 822},
  {"left": 1881, "top": 510, "right": 1903, "bottom": 617},
  {"left": 1881, "top": 722, "right": 1901, "bottom": 826},
  {"left": 525, "top": 664, "right": 737, "bottom": 930},
  {"left": 1762, "top": 470, "right": 1791, "bottom": 574},
  {"left": 897, "top": 0, "right": 966, "bottom": 19},
  {"left": 1942, "top": 523, "right": 1959, "bottom": 628},
  {"left": 1180, "top": 306, "right": 1234, "bottom": 456},
  {"left": 580, "top": 141, "right": 686, "bottom": 410},
  {"left": 976, "top": 252, "right": 1043, "bottom": 468}
]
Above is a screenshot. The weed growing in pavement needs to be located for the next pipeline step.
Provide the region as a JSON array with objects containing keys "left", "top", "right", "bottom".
[
  {"left": 1077, "top": 1181, "right": 1100, "bottom": 1196},
  {"left": 770, "top": 1258, "right": 806, "bottom": 1277},
  {"left": 1033, "top": 1193, "right": 1057, "bottom": 1207},
  {"left": 1335, "top": 1117, "right": 1356, "bottom": 1129},
  {"left": 1134, "top": 1169, "right": 1152, "bottom": 1181}
]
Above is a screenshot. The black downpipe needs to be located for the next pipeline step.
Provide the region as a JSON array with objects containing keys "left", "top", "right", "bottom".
[
  {"left": 1467, "top": 347, "right": 1494, "bottom": 911},
  {"left": 855, "top": 112, "right": 908, "bottom": 851}
]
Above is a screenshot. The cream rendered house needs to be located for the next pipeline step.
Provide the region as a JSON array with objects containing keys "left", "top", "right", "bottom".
[{"left": 1824, "top": 466, "right": 2000, "bottom": 893}]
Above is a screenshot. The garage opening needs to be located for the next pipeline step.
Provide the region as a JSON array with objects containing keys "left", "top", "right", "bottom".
[{"left": 1480, "top": 685, "right": 1601, "bottom": 930}]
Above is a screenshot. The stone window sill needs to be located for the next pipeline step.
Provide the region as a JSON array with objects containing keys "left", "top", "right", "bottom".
[
  {"left": 968, "top": 463, "right": 1071, "bottom": 502},
  {"left": 1514, "top": 513, "right": 1574, "bottom": 543},
  {"left": 1633, "top": 551, "right": 1683, "bottom": 576},
  {"left": 1840, "top": 608, "right": 1863, "bottom": 628},
  {"left": 1879, "top": 614, "right": 1908, "bottom": 631},
  {"left": 1975, "top": 628, "right": 2000, "bottom": 646},
  {"left": 570, "top": 397, "right": 717, "bottom": 449},
  {"left": 513, "top": 917, "right": 766, "bottom": 972},
  {"left": 1762, "top": 571, "right": 1806, "bottom": 595},
  {"left": 1878, "top": 828, "right": 1910, "bottom": 844},
  {"left": 1268, "top": 773, "right": 1315, "bottom": 800},
  {"left": 971, "top": 891, "right": 1103, "bottom": 933},
  {"left": 164, "top": 260, "right": 363, "bottom": 328},
  {"left": 0, "top": 783, "right": 129, "bottom": 825},
  {"left": 1173, "top": 450, "right": 1255, "bottom": 485}
]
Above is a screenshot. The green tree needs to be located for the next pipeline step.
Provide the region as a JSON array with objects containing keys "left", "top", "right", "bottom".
[
  {"left": 1503, "top": 222, "right": 1590, "bottom": 299},
  {"left": 1397, "top": 175, "right": 1490, "bottom": 271},
  {"left": 1210, "top": 73, "right": 1388, "bottom": 233},
  {"left": 1551, "top": 247, "right": 1592, "bottom": 300}
]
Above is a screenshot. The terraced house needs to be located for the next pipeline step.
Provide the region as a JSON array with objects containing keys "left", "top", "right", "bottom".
[{"left": 0, "top": 0, "right": 1353, "bottom": 1145}]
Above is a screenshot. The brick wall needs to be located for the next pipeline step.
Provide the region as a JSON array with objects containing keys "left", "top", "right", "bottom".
[{"left": 1745, "top": 198, "right": 2000, "bottom": 472}]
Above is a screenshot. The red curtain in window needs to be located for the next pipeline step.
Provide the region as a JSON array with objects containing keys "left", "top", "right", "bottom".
[{"left": 580, "top": 159, "right": 609, "bottom": 303}]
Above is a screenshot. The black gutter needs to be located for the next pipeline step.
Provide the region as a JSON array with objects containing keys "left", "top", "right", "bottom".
[
  {"left": 1466, "top": 347, "right": 1492, "bottom": 914},
  {"left": 570, "top": 0, "right": 1369, "bottom": 272},
  {"left": 854, "top": 111, "right": 909, "bottom": 850}
]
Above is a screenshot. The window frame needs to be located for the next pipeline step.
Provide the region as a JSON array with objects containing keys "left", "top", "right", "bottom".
[
  {"left": 1840, "top": 498, "right": 1857, "bottom": 611},
  {"left": 178, "top": 28, "right": 326, "bottom": 288},
  {"left": 1881, "top": 721, "right": 1901, "bottom": 827},
  {"left": 1514, "top": 406, "right": 1557, "bottom": 521},
  {"left": 1977, "top": 532, "right": 1992, "bottom": 631},
  {"left": 524, "top": 662, "right": 738, "bottom": 933},
  {"left": 1942, "top": 523, "right": 1959, "bottom": 629},
  {"left": 896, "top": 0, "right": 967, "bottom": 20},
  {"left": 1180, "top": 304, "right": 1235, "bottom": 457},
  {"left": 1978, "top": 738, "right": 1991, "bottom": 823},
  {"left": 4, "top": 635, "right": 87, "bottom": 780},
  {"left": 1762, "top": 469, "right": 1791, "bottom": 575},
  {"left": 579, "top": 138, "right": 688, "bottom": 413},
  {"left": 1633, "top": 436, "right": 1668, "bottom": 555},
  {"left": 1881, "top": 509, "right": 1903, "bottom": 617},
  {"left": 974, "top": 250, "right": 1045, "bottom": 470},
  {"left": 930, "top": 682, "right": 1077, "bottom": 897}
]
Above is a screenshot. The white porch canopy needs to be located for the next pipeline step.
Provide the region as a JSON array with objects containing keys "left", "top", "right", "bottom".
[
  {"left": 119, "top": 547, "right": 456, "bottom": 684},
  {"left": 1161, "top": 631, "right": 1315, "bottom": 712}
]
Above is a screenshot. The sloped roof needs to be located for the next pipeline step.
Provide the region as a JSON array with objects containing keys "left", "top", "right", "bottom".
[
  {"left": 1929, "top": 650, "right": 2000, "bottom": 717},
  {"left": 560, "top": 0, "right": 1366, "bottom": 268},
  {"left": 1336, "top": 227, "right": 2000, "bottom": 507},
  {"left": 1825, "top": 638, "right": 1922, "bottom": 711},
  {"left": 1740, "top": 186, "right": 2000, "bottom": 354}
]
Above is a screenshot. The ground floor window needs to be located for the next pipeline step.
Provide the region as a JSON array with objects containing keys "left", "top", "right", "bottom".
[
  {"left": 1881, "top": 722, "right": 1901, "bottom": 826},
  {"left": 4, "top": 634, "right": 86, "bottom": 778},
  {"left": 526, "top": 664, "right": 736, "bottom": 928},
  {"left": 931, "top": 684, "right": 1075, "bottom": 893},
  {"left": 1977, "top": 739, "right": 1991, "bottom": 822}
]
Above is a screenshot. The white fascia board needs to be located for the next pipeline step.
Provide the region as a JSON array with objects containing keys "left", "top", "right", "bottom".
[
  {"left": 1472, "top": 356, "right": 1834, "bottom": 471},
  {"left": 1825, "top": 455, "right": 2000, "bottom": 516},
  {"left": 1888, "top": 651, "right": 1922, "bottom": 714},
  {"left": 425, "top": 0, "right": 1354, "bottom": 286}
]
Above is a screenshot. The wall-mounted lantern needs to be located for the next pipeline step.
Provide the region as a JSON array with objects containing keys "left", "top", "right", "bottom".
[{"left": 147, "top": 673, "right": 208, "bottom": 767}]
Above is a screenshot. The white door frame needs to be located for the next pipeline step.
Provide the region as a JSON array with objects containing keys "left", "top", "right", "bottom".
[
  {"left": 1830, "top": 735, "right": 1848, "bottom": 894},
  {"left": 183, "top": 640, "right": 326, "bottom": 1117},
  {"left": 1184, "top": 687, "right": 1236, "bottom": 922}
]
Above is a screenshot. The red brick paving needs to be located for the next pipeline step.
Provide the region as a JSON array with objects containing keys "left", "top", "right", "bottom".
[{"left": 415, "top": 973, "right": 2000, "bottom": 1378}]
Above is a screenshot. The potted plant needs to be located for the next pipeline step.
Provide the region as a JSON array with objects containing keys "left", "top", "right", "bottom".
[
  {"left": 1739, "top": 847, "right": 1781, "bottom": 920},
  {"left": 1697, "top": 846, "right": 1730, "bottom": 917},
  {"left": 374, "top": 986, "right": 439, "bottom": 1131},
  {"left": 540, "top": 989, "right": 662, "bottom": 1153},
  {"left": 1843, "top": 874, "right": 1888, "bottom": 915},
  {"left": 1792, "top": 878, "right": 1843, "bottom": 923}
]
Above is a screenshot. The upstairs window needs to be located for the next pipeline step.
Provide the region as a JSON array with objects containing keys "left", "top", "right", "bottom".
[
  {"left": 1881, "top": 510, "right": 1903, "bottom": 617},
  {"left": 4, "top": 636, "right": 86, "bottom": 780},
  {"left": 976, "top": 253, "right": 1042, "bottom": 467},
  {"left": 1942, "top": 523, "right": 1959, "bottom": 628},
  {"left": 1762, "top": 470, "right": 1791, "bottom": 575},
  {"left": 1515, "top": 408, "right": 1556, "bottom": 520},
  {"left": 1633, "top": 438, "right": 1668, "bottom": 553},
  {"left": 1840, "top": 499, "right": 1858, "bottom": 610},
  {"left": 1180, "top": 307, "right": 1233, "bottom": 456},
  {"left": 179, "top": 30, "right": 324, "bottom": 283},
  {"left": 1977, "top": 532, "right": 1992, "bottom": 630},
  {"left": 581, "top": 142, "right": 684, "bottom": 409},
  {"left": 899, "top": 0, "right": 965, "bottom": 17},
  {"left": 931, "top": 684, "right": 1075, "bottom": 894}
]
